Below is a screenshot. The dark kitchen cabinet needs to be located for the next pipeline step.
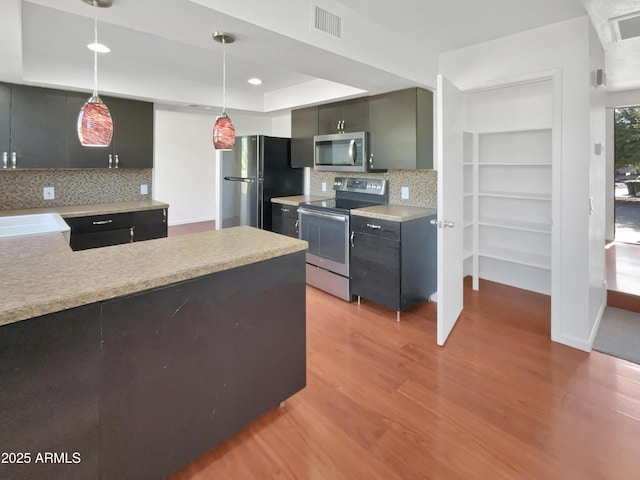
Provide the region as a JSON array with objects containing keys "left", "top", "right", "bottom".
[
  {"left": 106, "top": 96, "right": 154, "bottom": 168},
  {"left": 9, "top": 84, "right": 68, "bottom": 168},
  {"left": 0, "top": 83, "right": 10, "bottom": 161},
  {"left": 272, "top": 203, "right": 299, "bottom": 238},
  {"left": 368, "top": 87, "right": 433, "bottom": 170},
  {"left": 133, "top": 207, "right": 167, "bottom": 241},
  {"left": 66, "top": 208, "right": 167, "bottom": 251},
  {"left": 0, "top": 304, "right": 102, "bottom": 480},
  {"left": 67, "top": 93, "right": 154, "bottom": 169},
  {"left": 350, "top": 213, "right": 436, "bottom": 315},
  {"left": 318, "top": 97, "right": 369, "bottom": 135},
  {"left": 291, "top": 106, "right": 318, "bottom": 168}
]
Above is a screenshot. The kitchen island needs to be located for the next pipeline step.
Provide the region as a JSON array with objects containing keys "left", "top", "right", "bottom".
[{"left": 0, "top": 227, "right": 307, "bottom": 480}]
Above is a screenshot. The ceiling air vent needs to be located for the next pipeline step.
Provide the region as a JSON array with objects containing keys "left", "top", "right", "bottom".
[
  {"left": 313, "top": 5, "right": 342, "bottom": 39},
  {"left": 610, "top": 11, "right": 640, "bottom": 42}
]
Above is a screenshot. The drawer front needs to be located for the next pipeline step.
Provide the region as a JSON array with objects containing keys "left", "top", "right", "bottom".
[
  {"left": 276, "top": 204, "right": 298, "bottom": 219},
  {"left": 65, "top": 212, "right": 135, "bottom": 234},
  {"left": 350, "top": 215, "right": 400, "bottom": 240},
  {"left": 70, "top": 228, "right": 133, "bottom": 251}
]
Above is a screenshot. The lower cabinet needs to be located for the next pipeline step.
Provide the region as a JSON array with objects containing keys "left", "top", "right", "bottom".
[
  {"left": 350, "top": 214, "right": 436, "bottom": 312},
  {"left": 272, "top": 204, "right": 299, "bottom": 238},
  {"left": 66, "top": 208, "right": 167, "bottom": 251}
]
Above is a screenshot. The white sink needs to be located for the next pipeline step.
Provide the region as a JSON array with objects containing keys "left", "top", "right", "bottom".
[{"left": 0, "top": 213, "right": 71, "bottom": 243}]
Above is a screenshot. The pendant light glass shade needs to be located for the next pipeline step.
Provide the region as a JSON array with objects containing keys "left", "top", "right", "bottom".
[
  {"left": 213, "top": 113, "right": 235, "bottom": 150},
  {"left": 212, "top": 32, "right": 235, "bottom": 151},
  {"left": 77, "top": 0, "right": 113, "bottom": 147},
  {"left": 78, "top": 95, "right": 113, "bottom": 147}
]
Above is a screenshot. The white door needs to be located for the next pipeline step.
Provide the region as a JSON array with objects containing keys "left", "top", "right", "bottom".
[{"left": 436, "top": 75, "right": 464, "bottom": 346}]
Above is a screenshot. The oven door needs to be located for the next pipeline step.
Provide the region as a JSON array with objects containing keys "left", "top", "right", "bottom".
[{"left": 298, "top": 208, "right": 350, "bottom": 277}]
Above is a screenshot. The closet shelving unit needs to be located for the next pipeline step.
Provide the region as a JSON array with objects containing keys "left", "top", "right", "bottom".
[{"left": 464, "top": 128, "right": 552, "bottom": 295}]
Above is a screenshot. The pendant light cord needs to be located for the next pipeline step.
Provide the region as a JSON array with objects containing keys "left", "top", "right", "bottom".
[
  {"left": 221, "top": 38, "right": 226, "bottom": 114},
  {"left": 93, "top": 0, "right": 99, "bottom": 97}
]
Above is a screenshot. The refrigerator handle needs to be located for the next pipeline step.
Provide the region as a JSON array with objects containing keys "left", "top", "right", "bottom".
[{"left": 224, "top": 176, "right": 261, "bottom": 183}]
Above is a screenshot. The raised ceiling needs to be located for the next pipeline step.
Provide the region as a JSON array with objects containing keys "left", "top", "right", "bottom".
[{"left": 5, "top": 0, "right": 640, "bottom": 114}]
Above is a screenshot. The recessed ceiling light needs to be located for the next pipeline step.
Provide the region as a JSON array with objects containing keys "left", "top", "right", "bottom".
[
  {"left": 248, "top": 78, "right": 262, "bottom": 86},
  {"left": 87, "top": 42, "right": 110, "bottom": 53}
]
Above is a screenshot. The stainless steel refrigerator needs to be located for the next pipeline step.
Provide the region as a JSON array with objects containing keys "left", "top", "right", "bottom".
[{"left": 221, "top": 135, "right": 304, "bottom": 231}]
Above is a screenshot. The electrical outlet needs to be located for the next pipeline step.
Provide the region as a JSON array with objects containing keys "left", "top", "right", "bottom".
[
  {"left": 43, "top": 186, "right": 55, "bottom": 200},
  {"left": 321, "top": 182, "right": 327, "bottom": 192},
  {"left": 401, "top": 186, "right": 409, "bottom": 200},
  {"left": 140, "top": 184, "right": 148, "bottom": 195}
]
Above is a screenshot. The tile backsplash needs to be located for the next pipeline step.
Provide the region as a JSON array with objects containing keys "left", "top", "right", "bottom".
[
  {"left": 0, "top": 169, "right": 153, "bottom": 210},
  {"left": 310, "top": 169, "right": 437, "bottom": 208}
]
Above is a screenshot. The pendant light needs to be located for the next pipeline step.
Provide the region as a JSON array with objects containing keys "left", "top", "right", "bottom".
[
  {"left": 77, "top": 0, "right": 113, "bottom": 147},
  {"left": 212, "top": 32, "right": 236, "bottom": 150}
]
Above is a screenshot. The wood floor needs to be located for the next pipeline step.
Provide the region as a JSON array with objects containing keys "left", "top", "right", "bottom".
[
  {"left": 170, "top": 279, "right": 640, "bottom": 480},
  {"left": 606, "top": 241, "right": 640, "bottom": 313}
]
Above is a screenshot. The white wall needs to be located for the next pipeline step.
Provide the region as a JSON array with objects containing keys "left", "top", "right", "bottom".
[
  {"left": 154, "top": 108, "right": 217, "bottom": 226},
  {"left": 154, "top": 107, "right": 279, "bottom": 226},
  {"left": 440, "top": 16, "right": 605, "bottom": 351},
  {"left": 587, "top": 21, "right": 607, "bottom": 343}
]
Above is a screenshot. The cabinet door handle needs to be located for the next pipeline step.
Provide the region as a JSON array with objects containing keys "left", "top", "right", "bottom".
[
  {"left": 163, "top": 209, "right": 167, "bottom": 223},
  {"left": 282, "top": 208, "right": 290, "bottom": 213},
  {"left": 108, "top": 154, "right": 112, "bottom": 168},
  {"left": 295, "top": 219, "right": 299, "bottom": 234},
  {"left": 366, "top": 223, "right": 382, "bottom": 230},
  {"left": 2, "top": 152, "right": 7, "bottom": 169},
  {"left": 336, "top": 120, "right": 341, "bottom": 131},
  {"left": 11, "top": 152, "right": 16, "bottom": 168},
  {"left": 341, "top": 120, "right": 345, "bottom": 132},
  {"left": 130, "top": 226, "right": 135, "bottom": 242},
  {"left": 350, "top": 231, "right": 355, "bottom": 247},
  {"left": 92, "top": 219, "right": 113, "bottom": 225},
  {"left": 114, "top": 154, "right": 119, "bottom": 168}
]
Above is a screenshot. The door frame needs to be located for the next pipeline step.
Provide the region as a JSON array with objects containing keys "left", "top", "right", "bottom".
[{"left": 441, "top": 68, "right": 562, "bottom": 342}]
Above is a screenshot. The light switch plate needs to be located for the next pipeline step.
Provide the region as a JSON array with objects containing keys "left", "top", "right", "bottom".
[
  {"left": 43, "top": 186, "right": 55, "bottom": 200},
  {"left": 321, "top": 182, "right": 327, "bottom": 192},
  {"left": 140, "top": 184, "right": 148, "bottom": 195},
  {"left": 401, "top": 186, "right": 409, "bottom": 200}
]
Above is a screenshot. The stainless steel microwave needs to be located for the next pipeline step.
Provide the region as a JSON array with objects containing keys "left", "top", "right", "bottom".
[{"left": 314, "top": 131, "right": 374, "bottom": 172}]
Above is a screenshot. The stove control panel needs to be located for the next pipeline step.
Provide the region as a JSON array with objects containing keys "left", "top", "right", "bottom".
[{"left": 333, "top": 177, "right": 388, "bottom": 196}]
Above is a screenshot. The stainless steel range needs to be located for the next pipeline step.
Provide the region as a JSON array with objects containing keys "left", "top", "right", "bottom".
[{"left": 298, "top": 177, "right": 388, "bottom": 300}]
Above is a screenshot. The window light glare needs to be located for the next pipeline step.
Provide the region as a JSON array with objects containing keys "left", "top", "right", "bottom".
[
  {"left": 248, "top": 78, "right": 263, "bottom": 86},
  {"left": 87, "top": 42, "right": 111, "bottom": 53}
]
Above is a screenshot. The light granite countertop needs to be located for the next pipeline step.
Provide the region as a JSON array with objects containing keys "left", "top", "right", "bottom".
[
  {"left": 352, "top": 205, "right": 437, "bottom": 222},
  {"left": 271, "top": 195, "right": 331, "bottom": 206},
  {"left": 0, "top": 226, "right": 307, "bottom": 327},
  {"left": 0, "top": 200, "right": 169, "bottom": 218}
]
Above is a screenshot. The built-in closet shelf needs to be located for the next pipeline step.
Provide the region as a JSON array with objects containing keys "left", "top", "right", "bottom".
[
  {"left": 463, "top": 162, "right": 474, "bottom": 166},
  {"left": 478, "top": 217, "right": 551, "bottom": 234},
  {"left": 478, "top": 162, "right": 552, "bottom": 166},
  {"left": 479, "top": 245, "right": 551, "bottom": 270},
  {"left": 478, "top": 191, "right": 551, "bottom": 201},
  {"left": 463, "top": 250, "right": 474, "bottom": 261},
  {"left": 464, "top": 221, "right": 473, "bottom": 229},
  {"left": 463, "top": 192, "right": 474, "bottom": 198}
]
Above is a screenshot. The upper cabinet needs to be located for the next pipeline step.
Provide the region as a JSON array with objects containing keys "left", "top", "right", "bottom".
[
  {"left": 368, "top": 87, "right": 433, "bottom": 170},
  {"left": 318, "top": 97, "right": 369, "bottom": 135},
  {"left": 3, "top": 84, "right": 68, "bottom": 169},
  {"left": 291, "top": 88, "right": 434, "bottom": 171},
  {"left": 0, "top": 84, "right": 10, "bottom": 163},
  {"left": 67, "top": 94, "right": 154, "bottom": 169},
  {"left": 291, "top": 106, "right": 318, "bottom": 168},
  {"left": 105, "top": 96, "right": 154, "bottom": 169},
  {"left": 1, "top": 81, "right": 154, "bottom": 170}
]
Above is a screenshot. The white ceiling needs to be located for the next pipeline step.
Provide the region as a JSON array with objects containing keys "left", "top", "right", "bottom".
[{"left": 7, "top": 0, "right": 640, "bottom": 114}]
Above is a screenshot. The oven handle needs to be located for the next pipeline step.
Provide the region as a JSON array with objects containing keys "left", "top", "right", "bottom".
[{"left": 298, "top": 208, "right": 348, "bottom": 222}]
